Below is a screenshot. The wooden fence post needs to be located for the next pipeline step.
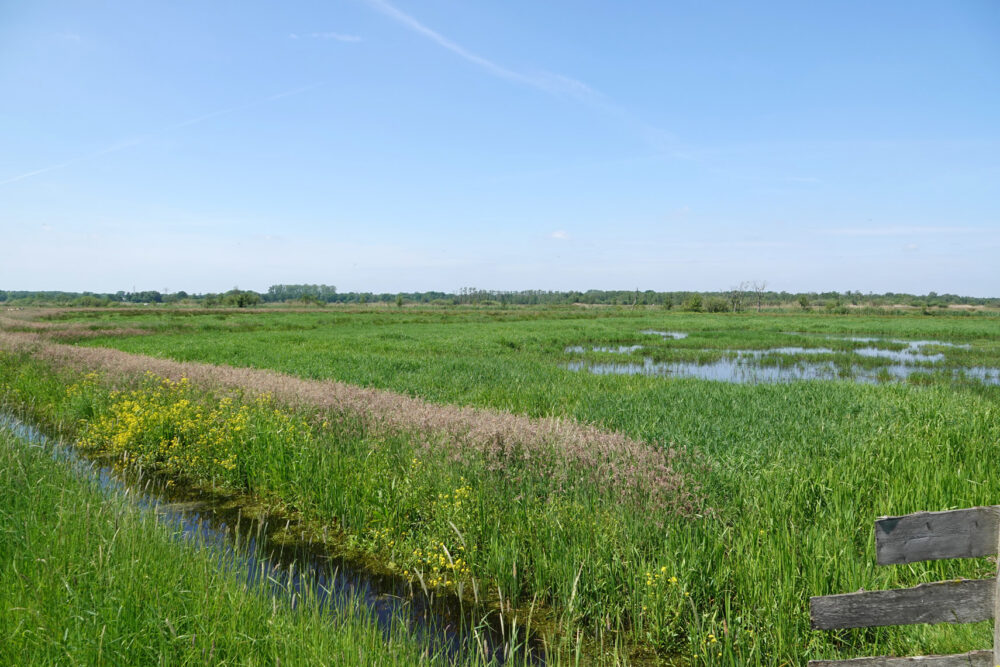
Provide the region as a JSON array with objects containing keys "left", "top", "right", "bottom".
[
  {"left": 994, "top": 526, "right": 1000, "bottom": 667},
  {"left": 808, "top": 505, "right": 1000, "bottom": 666}
]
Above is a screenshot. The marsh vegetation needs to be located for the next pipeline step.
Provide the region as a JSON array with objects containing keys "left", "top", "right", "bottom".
[{"left": 1, "top": 306, "right": 999, "bottom": 664}]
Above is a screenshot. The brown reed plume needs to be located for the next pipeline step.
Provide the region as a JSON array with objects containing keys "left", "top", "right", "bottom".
[{"left": 0, "top": 330, "right": 699, "bottom": 513}]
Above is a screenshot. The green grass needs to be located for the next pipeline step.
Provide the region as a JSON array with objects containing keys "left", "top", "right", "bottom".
[
  {"left": 0, "top": 421, "right": 483, "bottom": 666},
  {"left": 6, "top": 306, "right": 1000, "bottom": 664}
]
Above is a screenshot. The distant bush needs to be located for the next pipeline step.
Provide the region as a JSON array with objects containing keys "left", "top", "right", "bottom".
[
  {"left": 222, "top": 290, "right": 260, "bottom": 308},
  {"left": 705, "top": 297, "right": 729, "bottom": 313},
  {"left": 682, "top": 294, "right": 703, "bottom": 312},
  {"left": 72, "top": 296, "right": 110, "bottom": 307},
  {"left": 824, "top": 299, "right": 849, "bottom": 314}
]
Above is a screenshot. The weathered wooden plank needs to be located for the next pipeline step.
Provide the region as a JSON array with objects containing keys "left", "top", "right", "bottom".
[
  {"left": 875, "top": 506, "right": 1000, "bottom": 565},
  {"left": 807, "top": 650, "right": 993, "bottom": 666},
  {"left": 810, "top": 579, "right": 994, "bottom": 629},
  {"left": 993, "top": 528, "right": 1000, "bottom": 666}
]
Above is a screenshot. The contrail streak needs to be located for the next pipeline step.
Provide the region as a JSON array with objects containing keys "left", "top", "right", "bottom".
[{"left": 361, "top": 0, "right": 673, "bottom": 148}]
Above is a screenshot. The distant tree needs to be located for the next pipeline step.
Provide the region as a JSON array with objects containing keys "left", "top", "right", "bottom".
[
  {"left": 266, "top": 284, "right": 336, "bottom": 303},
  {"left": 729, "top": 282, "right": 749, "bottom": 312},
  {"left": 223, "top": 289, "right": 260, "bottom": 308},
  {"left": 300, "top": 295, "right": 325, "bottom": 307},
  {"left": 395, "top": 294, "right": 404, "bottom": 308},
  {"left": 73, "top": 295, "right": 109, "bottom": 307},
  {"left": 798, "top": 295, "right": 811, "bottom": 311},
  {"left": 705, "top": 296, "right": 729, "bottom": 313},
  {"left": 752, "top": 281, "right": 768, "bottom": 312},
  {"left": 682, "top": 294, "right": 703, "bottom": 312}
]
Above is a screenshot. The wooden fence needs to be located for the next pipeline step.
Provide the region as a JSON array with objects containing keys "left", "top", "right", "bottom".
[{"left": 809, "top": 505, "right": 1000, "bottom": 666}]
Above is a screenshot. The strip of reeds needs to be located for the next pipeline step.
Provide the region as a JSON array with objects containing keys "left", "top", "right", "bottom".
[
  {"left": 0, "top": 342, "right": 703, "bottom": 663},
  {"left": 0, "top": 330, "right": 696, "bottom": 514}
]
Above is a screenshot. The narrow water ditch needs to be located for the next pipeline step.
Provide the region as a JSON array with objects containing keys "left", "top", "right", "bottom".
[{"left": 0, "top": 412, "right": 545, "bottom": 665}]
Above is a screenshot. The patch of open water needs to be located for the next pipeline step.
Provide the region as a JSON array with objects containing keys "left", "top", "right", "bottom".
[
  {"left": 0, "top": 413, "right": 542, "bottom": 665},
  {"left": 639, "top": 330, "right": 688, "bottom": 339},
  {"left": 564, "top": 332, "right": 999, "bottom": 385},
  {"left": 564, "top": 345, "right": 644, "bottom": 354},
  {"left": 827, "top": 336, "right": 970, "bottom": 364}
]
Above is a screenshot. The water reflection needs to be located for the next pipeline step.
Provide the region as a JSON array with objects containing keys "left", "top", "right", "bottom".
[
  {"left": 565, "top": 345, "right": 643, "bottom": 354},
  {"left": 563, "top": 332, "right": 997, "bottom": 386},
  {"left": 566, "top": 356, "right": 1000, "bottom": 385},
  {"left": 639, "top": 330, "right": 688, "bottom": 339},
  {"left": 829, "top": 336, "right": 969, "bottom": 364}
]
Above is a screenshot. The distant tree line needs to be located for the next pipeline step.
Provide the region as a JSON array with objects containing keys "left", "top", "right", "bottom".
[{"left": 1, "top": 285, "right": 997, "bottom": 310}]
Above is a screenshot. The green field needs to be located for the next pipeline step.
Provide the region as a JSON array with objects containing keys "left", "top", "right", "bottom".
[
  {"left": 3, "top": 306, "right": 1000, "bottom": 664},
  {"left": 0, "top": 419, "right": 488, "bottom": 666}
]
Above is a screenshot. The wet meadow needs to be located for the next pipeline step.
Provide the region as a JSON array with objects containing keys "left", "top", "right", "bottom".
[{"left": 2, "top": 305, "right": 999, "bottom": 664}]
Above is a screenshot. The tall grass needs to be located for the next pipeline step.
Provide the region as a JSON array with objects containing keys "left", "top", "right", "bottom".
[
  {"left": 3, "top": 308, "right": 1000, "bottom": 664},
  {"left": 0, "top": 350, "right": 690, "bottom": 663},
  {"left": 0, "top": 423, "right": 472, "bottom": 666}
]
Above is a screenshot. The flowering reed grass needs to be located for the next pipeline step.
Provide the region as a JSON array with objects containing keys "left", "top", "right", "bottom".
[
  {"left": 0, "top": 330, "right": 696, "bottom": 514},
  {"left": 0, "top": 340, "right": 703, "bottom": 662}
]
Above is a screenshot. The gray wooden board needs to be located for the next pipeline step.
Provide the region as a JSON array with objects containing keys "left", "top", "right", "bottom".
[
  {"left": 875, "top": 506, "right": 1000, "bottom": 565},
  {"left": 993, "top": 527, "right": 1000, "bottom": 666},
  {"left": 807, "top": 650, "right": 993, "bottom": 666},
  {"left": 810, "top": 579, "right": 995, "bottom": 629}
]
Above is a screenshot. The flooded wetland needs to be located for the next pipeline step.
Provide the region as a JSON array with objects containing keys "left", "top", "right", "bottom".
[
  {"left": 2, "top": 306, "right": 999, "bottom": 665},
  {"left": 565, "top": 331, "right": 1000, "bottom": 386}
]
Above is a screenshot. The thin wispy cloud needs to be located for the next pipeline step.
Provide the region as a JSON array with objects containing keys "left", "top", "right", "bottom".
[
  {"left": 363, "top": 0, "right": 595, "bottom": 99},
  {"left": 0, "top": 138, "right": 145, "bottom": 186},
  {"left": 820, "top": 226, "right": 983, "bottom": 237},
  {"left": 0, "top": 83, "right": 324, "bottom": 187},
  {"left": 550, "top": 230, "right": 570, "bottom": 240},
  {"left": 362, "top": 0, "right": 673, "bottom": 148},
  {"left": 289, "top": 32, "right": 362, "bottom": 42}
]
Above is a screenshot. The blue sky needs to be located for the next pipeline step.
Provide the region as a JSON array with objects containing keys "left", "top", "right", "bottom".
[{"left": 2, "top": 1, "right": 998, "bottom": 295}]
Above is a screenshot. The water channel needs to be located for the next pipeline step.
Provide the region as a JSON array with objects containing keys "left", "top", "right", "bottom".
[{"left": 0, "top": 412, "right": 544, "bottom": 665}]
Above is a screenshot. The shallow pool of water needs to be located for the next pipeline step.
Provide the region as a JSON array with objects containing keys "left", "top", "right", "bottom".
[
  {"left": 567, "top": 357, "right": 844, "bottom": 383},
  {"left": 565, "top": 344, "right": 643, "bottom": 354},
  {"left": 639, "top": 330, "right": 688, "bottom": 339},
  {"left": 563, "top": 332, "right": 998, "bottom": 386},
  {"left": 566, "top": 357, "right": 999, "bottom": 385},
  {"left": 825, "top": 336, "right": 969, "bottom": 364}
]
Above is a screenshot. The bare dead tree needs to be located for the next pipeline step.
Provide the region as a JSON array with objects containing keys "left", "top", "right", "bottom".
[
  {"left": 729, "top": 281, "right": 749, "bottom": 312},
  {"left": 752, "top": 280, "right": 768, "bottom": 312}
]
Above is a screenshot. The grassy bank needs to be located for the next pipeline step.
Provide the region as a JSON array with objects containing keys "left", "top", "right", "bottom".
[
  {"left": 0, "top": 421, "right": 471, "bottom": 666},
  {"left": 0, "top": 348, "right": 694, "bottom": 664},
  {"left": 3, "top": 308, "right": 1000, "bottom": 664}
]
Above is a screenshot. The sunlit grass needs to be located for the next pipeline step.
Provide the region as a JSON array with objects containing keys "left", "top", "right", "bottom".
[
  {"left": 3, "top": 307, "right": 1000, "bottom": 664},
  {"left": 0, "top": 423, "right": 477, "bottom": 666}
]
